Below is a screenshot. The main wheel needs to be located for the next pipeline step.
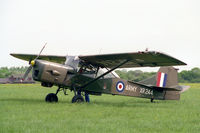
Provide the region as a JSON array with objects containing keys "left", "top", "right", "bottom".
[
  {"left": 45, "top": 93, "right": 58, "bottom": 102},
  {"left": 72, "top": 95, "right": 84, "bottom": 103}
]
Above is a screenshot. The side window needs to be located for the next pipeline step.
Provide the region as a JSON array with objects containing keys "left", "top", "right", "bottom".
[
  {"left": 97, "top": 68, "right": 115, "bottom": 79},
  {"left": 78, "top": 65, "right": 96, "bottom": 74}
]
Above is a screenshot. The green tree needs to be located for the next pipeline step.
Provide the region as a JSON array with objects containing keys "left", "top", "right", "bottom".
[{"left": 0, "top": 66, "right": 29, "bottom": 78}]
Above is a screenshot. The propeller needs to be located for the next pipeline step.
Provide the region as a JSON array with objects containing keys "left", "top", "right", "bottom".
[{"left": 22, "top": 43, "right": 47, "bottom": 80}]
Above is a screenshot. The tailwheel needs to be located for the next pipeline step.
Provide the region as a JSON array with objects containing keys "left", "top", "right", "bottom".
[
  {"left": 72, "top": 95, "right": 84, "bottom": 103},
  {"left": 45, "top": 93, "right": 58, "bottom": 102}
]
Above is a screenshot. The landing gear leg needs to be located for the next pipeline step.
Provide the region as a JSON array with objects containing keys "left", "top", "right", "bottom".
[
  {"left": 45, "top": 86, "right": 61, "bottom": 102},
  {"left": 55, "top": 86, "right": 61, "bottom": 95}
]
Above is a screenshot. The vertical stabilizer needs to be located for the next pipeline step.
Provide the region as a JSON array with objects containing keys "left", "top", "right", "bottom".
[
  {"left": 139, "top": 66, "right": 178, "bottom": 88},
  {"left": 157, "top": 67, "right": 181, "bottom": 100},
  {"left": 139, "top": 66, "right": 188, "bottom": 100},
  {"left": 157, "top": 67, "right": 178, "bottom": 88}
]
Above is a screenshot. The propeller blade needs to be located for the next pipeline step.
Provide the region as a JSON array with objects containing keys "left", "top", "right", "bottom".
[
  {"left": 35, "top": 42, "right": 47, "bottom": 60},
  {"left": 23, "top": 65, "right": 32, "bottom": 80},
  {"left": 23, "top": 43, "right": 47, "bottom": 80}
]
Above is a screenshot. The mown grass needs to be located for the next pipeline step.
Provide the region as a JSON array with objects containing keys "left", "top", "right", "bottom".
[{"left": 0, "top": 83, "right": 200, "bottom": 133}]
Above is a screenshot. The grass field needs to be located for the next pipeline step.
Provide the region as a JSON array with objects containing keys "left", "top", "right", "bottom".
[{"left": 0, "top": 83, "right": 200, "bottom": 133}]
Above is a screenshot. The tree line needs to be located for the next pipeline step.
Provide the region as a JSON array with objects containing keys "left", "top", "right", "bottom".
[
  {"left": 1, "top": 67, "right": 200, "bottom": 83},
  {"left": 115, "top": 67, "right": 200, "bottom": 83}
]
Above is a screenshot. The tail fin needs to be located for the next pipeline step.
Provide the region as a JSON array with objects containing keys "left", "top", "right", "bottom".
[
  {"left": 139, "top": 67, "right": 189, "bottom": 100},
  {"left": 157, "top": 67, "right": 180, "bottom": 100},
  {"left": 156, "top": 67, "right": 178, "bottom": 88},
  {"left": 139, "top": 66, "right": 178, "bottom": 87},
  {"left": 157, "top": 67, "right": 191, "bottom": 100}
]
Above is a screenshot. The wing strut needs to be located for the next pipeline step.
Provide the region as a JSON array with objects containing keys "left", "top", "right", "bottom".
[{"left": 80, "top": 59, "right": 129, "bottom": 89}]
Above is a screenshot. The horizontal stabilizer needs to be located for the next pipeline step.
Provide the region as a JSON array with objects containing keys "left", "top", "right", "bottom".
[
  {"left": 151, "top": 86, "right": 181, "bottom": 91},
  {"left": 179, "top": 85, "right": 190, "bottom": 93},
  {"left": 129, "top": 81, "right": 180, "bottom": 92}
]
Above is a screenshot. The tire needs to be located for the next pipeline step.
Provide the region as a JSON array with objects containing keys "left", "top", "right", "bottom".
[
  {"left": 45, "top": 93, "right": 58, "bottom": 102},
  {"left": 72, "top": 95, "right": 84, "bottom": 103}
]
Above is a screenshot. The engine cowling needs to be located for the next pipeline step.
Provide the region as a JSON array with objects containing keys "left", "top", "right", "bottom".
[{"left": 32, "top": 60, "right": 74, "bottom": 87}]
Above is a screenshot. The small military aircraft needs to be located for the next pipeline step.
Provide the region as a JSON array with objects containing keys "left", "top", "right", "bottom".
[{"left": 10, "top": 46, "right": 189, "bottom": 103}]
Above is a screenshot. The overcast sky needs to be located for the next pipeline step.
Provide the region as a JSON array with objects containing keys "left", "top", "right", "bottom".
[{"left": 1, "top": 0, "right": 200, "bottom": 71}]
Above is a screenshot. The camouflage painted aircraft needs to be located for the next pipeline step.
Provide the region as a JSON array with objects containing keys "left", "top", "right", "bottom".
[{"left": 10, "top": 47, "right": 189, "bottom": 103}]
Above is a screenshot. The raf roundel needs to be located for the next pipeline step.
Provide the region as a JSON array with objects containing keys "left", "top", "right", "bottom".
[{"left": 116, "top": 81, "right": 125, "bottom": 92}]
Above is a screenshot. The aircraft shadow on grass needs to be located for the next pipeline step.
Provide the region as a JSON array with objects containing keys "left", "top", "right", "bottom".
[
  {"left": 0, "top": 98, "right": 45, "bottom": 104},
  {"left": 91, "top": 100, "right": 170, "bottom": 108},
  {"left": 0, "top": 97, "right": 172, "bottom": 109}
]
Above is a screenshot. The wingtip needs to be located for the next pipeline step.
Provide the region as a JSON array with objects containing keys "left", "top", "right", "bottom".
[
  {"left": 181, "top": 61, "right": 187, "bottom": 66},
  {"left": 10, "top": 53, "right": 21, "bottom": 58},
  {"left": 10, "top": 53, "right": 16, "bottom": 57}
]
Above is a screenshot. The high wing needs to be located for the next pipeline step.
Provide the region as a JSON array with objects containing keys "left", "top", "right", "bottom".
[
  {"left": 79, "top": 51, "right": 186, "bottom": 68},
  {"left": 11, "top": 51, "right": 186, "bottom": 68},
  {"left": 10, "top": 53, "right": 66, "bottom": 64}
]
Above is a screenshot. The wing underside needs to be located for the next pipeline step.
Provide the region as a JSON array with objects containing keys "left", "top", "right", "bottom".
[{"left": 79, "top": 51, "right": 186, "bottom": 68}]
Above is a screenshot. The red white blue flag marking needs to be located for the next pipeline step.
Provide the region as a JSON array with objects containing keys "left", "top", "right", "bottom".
[
  {"left": 156, "top": 72, "right": 167, "bottom": 87},
  {"left": 116, "top": 81, "right": 125, "bottom": 92}
]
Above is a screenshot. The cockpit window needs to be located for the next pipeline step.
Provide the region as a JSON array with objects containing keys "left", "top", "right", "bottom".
[
  {"left": 97, "top": 68, "right": 120, "bottom": 79},
  {"left": 65, "top": 56, "right": 120, "bottom": 79},
  {"left": 65, "top": 56, "right": 80, "bottom": 70}
]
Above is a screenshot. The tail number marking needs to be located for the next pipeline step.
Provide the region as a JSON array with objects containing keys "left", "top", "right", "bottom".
[{"left": 140, "top": 88, "right": 153, "bottom": 95}]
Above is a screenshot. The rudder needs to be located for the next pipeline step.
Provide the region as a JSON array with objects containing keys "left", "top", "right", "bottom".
[
  {"left": 139, "top": 67, "right": 184, "bottom": 100},
  {"left": 157, "top": 67, "right": 181, "bottom": 100},
  {"left": 139, "top": 66, "right": 179, "bottom": 88},
  {"left": 157, "top": 67, "right": 178, "bottom": 88}
]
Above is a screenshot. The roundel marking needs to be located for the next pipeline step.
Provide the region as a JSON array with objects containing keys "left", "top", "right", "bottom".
[{"left": 116, "top": 81, "right": 125, "bottom": 92}]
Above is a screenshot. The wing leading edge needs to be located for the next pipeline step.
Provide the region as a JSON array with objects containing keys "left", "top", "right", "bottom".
[
  {"left": 10, "top": 53, "right": 66, "bottom": 64},
  {"left": 79, "top": 51, "right": 186, "bottom": 68}
]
